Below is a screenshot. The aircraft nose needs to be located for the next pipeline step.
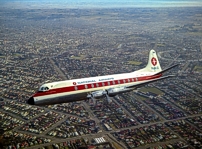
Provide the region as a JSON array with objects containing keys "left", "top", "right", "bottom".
[{"left": 27, "top": 97, "right": 35, "bottom": 105}]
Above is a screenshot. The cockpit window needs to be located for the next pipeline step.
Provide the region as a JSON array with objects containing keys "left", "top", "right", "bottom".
[{"left": 39, "top": 86, "right": 49, "bottom": 91}]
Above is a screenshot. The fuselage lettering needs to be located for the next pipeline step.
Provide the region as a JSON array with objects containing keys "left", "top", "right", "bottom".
[
  {"left": 77, "top": 80, "right": 96, "bottom": 85},
  {"left": 98, "top": 77, "right": 114, "bottom": 82}
]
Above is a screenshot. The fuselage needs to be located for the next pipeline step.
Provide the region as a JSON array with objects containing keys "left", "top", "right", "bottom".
[{"left": 28, "top": 71, "right": 162, "bottom": 105}]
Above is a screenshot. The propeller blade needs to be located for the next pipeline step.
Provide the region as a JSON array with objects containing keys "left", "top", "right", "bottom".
[
  {"left": 90, "top": 97, "right": 96, "bottom": 105},
  {"left": 87, "top": 94, "right": 96, "bottom": 105},
  {"left": 105, "top": 94, "right": 112, "bottom": 103},
  {"left": 102, "top": 90, "right": 107, "bottom": 95}
]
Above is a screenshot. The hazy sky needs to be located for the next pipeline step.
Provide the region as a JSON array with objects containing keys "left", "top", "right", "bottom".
[{"left": 1, "top": 0, "right": 202, "bottom": 9}]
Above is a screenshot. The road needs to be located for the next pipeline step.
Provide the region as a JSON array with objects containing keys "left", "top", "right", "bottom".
[{"left": 49, "top": 57, "right": 67, "bottom": 80}]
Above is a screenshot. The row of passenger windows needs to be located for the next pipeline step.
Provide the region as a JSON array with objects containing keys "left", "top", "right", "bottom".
[{"left": 74, "top": 78, "right": 138, "bottom": 90}]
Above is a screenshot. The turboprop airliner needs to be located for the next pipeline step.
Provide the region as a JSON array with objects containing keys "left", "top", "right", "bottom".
[{"left": 27, "top": 49, "right": 178, "bottom": 105}]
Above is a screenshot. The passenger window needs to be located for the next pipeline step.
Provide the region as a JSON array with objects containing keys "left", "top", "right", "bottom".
[
  {"left": 96, "top": 83, "right": 99, "bottom": 87},
  {"left": 102, "top": 82, "right": 105, "bottom": 86},
  {"left": 108, "top": 82, "right": 110, "bottom": 86},
  {"left": 118, "top": 80, "right": 120, "bottom": 84},
  {"left": 74, "top": 86, "right": 78, "bottom": 91},
  {"left": 91, "top": 84, "right": 94, "bottom": 88},
  {"left": 85, "top": 84, "right": 88, "bottom": 89}
]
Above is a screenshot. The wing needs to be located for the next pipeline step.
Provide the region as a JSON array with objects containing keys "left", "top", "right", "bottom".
[
  {"left": 154, "top": 64, "right": 180, "bottom": 75},
  {"left": 126, "top": 75, "right": 175, "bottom": 89}
]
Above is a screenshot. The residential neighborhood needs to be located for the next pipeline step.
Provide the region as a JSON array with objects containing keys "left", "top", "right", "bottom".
[{"left": 0, "top": 4, "right": 202, "bottom": 149}]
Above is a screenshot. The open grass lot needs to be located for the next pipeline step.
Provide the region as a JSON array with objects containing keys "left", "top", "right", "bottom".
[
  {"left": 135, "top": 95, "right": 147, "bottom": 100},
  {"left": 139, "top": 87, "right": 164, "bottom": 96},
  {"left": 128, "top": 61, "right": 142, "bottom": 65},
  {"left": 193, "top": 65, "right": 202, "bottom": 72},
  {"left": 70, "top": 55, "right": 86, "bottom": 60}
]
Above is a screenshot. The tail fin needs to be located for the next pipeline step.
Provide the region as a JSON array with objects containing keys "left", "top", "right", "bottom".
[
  {"left": 136, "top": 49, "right": 162, "bottom": 73},
  {"left": 146, "top": 49, "right": 162, "bottom": 72}
]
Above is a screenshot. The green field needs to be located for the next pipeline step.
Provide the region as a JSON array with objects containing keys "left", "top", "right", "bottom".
[
  {"left": 188, "top": 32, "right": 202, "bottom": 36},
  {"left": 194, "top": 65, "right": 202, "bottom": 72},
  {"left": 128, "top": 61, "right": 142, "bottom": 65},
  {"left": 139, "top": 87, "right": 164, "bottom": 95},
  {"left": 156, "top": 43, "right": 165, "bottom": 47},
  {"left": 70, "top": 55, "right": 86, "bottom": 60},
  {"left": 135, "top": 95, "right": 147, "bottom": 100}
]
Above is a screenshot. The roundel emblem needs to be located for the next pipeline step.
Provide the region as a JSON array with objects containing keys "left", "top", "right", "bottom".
[
  {"left": 73, "top": 82, "right": 76, "bottom": 85},
  {"left": 151, "top": 57, "right": 157, "bottom": 66}
]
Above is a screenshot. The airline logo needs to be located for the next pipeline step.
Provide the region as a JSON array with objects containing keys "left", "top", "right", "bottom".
[
  {"left": 151, "top": 57, "right": 157, "bottom": 66},
  {"left": 73, "top": 77, "right": 115, "bottom": 85}
]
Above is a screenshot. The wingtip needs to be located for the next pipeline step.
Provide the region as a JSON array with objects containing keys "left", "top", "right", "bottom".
[
  {"left": 162, "top": 75, "right": 176, "bottom": 78},
  {"left": 168, "top": 75, "right": 176, "bottom": 77}
]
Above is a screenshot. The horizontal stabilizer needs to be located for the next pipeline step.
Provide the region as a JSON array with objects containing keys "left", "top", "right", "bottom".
[
  {"left": 126, "top": 75, "right": 175, "bottom": 89},
  {"left": 153, "top": 64, "right": 180, "bottom": 75}
]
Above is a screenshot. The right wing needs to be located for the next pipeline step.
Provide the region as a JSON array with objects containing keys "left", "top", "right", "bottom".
[{"left": 154, "top": 64, "right": 180, "bottom": 75}]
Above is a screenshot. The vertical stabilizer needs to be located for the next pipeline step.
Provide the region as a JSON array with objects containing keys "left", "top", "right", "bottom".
[
  {"left": 135, "top": 49, "right": 162, "bottom": 73},
  {"left": 145, "top": 49, "right": 162, "bottom": 72}
]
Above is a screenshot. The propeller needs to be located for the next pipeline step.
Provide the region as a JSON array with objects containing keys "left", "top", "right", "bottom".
[
  {"left": 90, "top": 96, "right": 96, "bottom": 105},
  {"left": 102, "top": 90, "right": 112, "bottom": 104},
  {"left": 105, "top": 94, "right": 112, "bottom": 103},
  {"left": 87, "top": 94, "right": 96, "bottom": 105},
  {"left": 87, "top": 89, "right": 113, "bottom": 105}
]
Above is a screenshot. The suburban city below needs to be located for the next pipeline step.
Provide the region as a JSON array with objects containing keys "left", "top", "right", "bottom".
[{"left": 0, "top": 0, "right": 202, "bottom": 149}]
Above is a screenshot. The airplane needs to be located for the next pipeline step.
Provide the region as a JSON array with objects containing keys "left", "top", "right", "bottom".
[{"left": 27, "top": 49, "right": 179, "bottom": 105}]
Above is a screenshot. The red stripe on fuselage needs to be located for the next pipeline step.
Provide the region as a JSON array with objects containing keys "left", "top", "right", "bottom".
[{"left": 33, "top": 74, "right": 162, "bottom": 97}]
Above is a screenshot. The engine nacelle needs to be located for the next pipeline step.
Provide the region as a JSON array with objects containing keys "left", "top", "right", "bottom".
[
  {"left": 87, "top": 90, "right": 107, "bottom": 105},
  {"left": 107, "top": 87, "right": 132, "bottom": 96},
  {"left": 87, "top": 87, "right": 132, "bottom": 99},
  {"left": 87, "top": 87, "right": 133, "bottom": 105},
  {"left": 87, "top": 90, "right": 106, "bottom": 99}
]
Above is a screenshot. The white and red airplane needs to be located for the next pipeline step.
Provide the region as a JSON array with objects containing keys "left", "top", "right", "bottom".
[{"left": 27, "top": 49, "right": 178, "bottom": 105}]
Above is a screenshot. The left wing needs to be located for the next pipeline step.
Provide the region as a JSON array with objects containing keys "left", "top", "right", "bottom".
[{"left": 126, "top": 75, "right": 175, "bottom": 89}]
